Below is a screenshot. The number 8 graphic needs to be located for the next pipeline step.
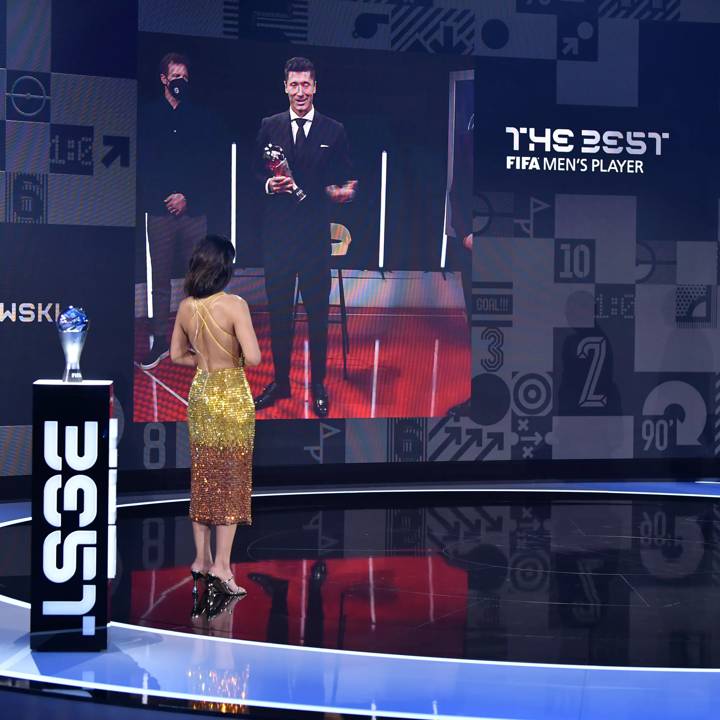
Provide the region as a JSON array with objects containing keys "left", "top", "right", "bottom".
[{"left": 143, "top": 423, "right": 166, "bottom": 469}]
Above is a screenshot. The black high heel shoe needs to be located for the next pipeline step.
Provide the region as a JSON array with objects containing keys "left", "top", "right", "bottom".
[
  {"left": 191, "top": 590, "right": 210, "bottom": 620},
  {"left": 207, "top": 573, "right": 247, "bottom": 597},
  {"left": 191, "top": 570, "right": 207, "bottom": 597},
  {"left": 207, "top": 593, "right": 244, "bottom": 621}
]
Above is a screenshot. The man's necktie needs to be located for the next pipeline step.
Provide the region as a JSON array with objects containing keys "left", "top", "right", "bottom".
[{"left": 294, "top": 118, "right": 307, "bottom": 153}]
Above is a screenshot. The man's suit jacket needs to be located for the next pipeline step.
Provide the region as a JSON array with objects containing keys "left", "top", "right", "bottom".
[{"left": 254, "top": 110, "right": 353, "bottom": 259}]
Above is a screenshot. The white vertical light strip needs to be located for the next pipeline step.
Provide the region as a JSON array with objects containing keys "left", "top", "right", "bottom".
[
  {"left": 368, "top": 556, "right": 377, "bottom": 628},
  {"left": 440, "top": 200, "right": 449, "bottom": 270},
  {"left": 300, "top": 559, "right": 307, "bottom": 644},
  {"left": 370, "top": 339, "right": 380, "bottom": 418},
  {"left": 304, "top": 339, "right": 310, "bottom": 420},
  {"left": 109, "top": 418, "right": 118, "bottom": 472},
  {"left": 147, "top": 570, "right": 156, "bottom": 616},
  {"left": 230, "top": 143, "right": 237, "bottom": 249},
  {"left": 442, "top": 75, "right": 457, "bottom": 270},
  {"left": 144, "top": 213, "right": 153, "bottom": 319},
  {"left": 108, "top": 417, "right": 118, "bottom": 579},
  {"left": 108, "top": 470, "right": 117, "bottom": 526},
  {"left": 430, "top": 338, "right": 439, "bottom": 417},
  {"left": 378, "top": 151, "right": 387, "bottom": 268},
  {"left": 107, "top": 526, "right": 117, "bottom": 580}
]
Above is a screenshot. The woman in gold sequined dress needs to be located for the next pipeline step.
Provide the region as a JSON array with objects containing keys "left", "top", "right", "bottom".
[{"left": 170, "top": 235, "right": 261, "bottom": 597}]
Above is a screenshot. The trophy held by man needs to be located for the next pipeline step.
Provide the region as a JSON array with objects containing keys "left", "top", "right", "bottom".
[{"left": 263, "top": 144, "right": 306, "bottom": 203}]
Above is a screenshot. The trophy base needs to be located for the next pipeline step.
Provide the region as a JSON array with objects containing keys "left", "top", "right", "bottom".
[
  {"left": 62, "top": 368, "right": 83, "bottom": 383},
  {"left": 293, "top": 187, "right": 307, "bottom": 203}
]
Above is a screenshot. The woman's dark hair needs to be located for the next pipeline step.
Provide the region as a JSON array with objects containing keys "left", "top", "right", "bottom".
[{"left": 184, "top": 235, "right": 235, "bottom": 299}]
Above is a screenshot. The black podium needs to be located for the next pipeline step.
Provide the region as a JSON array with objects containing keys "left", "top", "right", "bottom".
[{"left": 30, "top": 380, "right": 117, "bottom": 651}]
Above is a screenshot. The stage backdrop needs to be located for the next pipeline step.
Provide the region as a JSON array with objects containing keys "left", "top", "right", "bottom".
[{"left": 3, "top": 0, "right": 720, "bottom": 488}]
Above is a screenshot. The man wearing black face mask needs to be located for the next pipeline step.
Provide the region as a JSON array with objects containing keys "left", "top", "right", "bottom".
[{"left": 138, "top": 52, "right": 214, "bottom": 369}]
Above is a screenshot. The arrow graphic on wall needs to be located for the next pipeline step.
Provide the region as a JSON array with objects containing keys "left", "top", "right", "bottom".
[
  {"left": 477, "top": 432, "right": 504, "bottom": 461},
  {"left": 429, "top": 425, "right": 463, "bottom": 461},
  {"left": 562, "top": 37, "right": 580, "bottom": 55},
  {"left": 102, "top": 136, "right": 130, "bottom": 168}
]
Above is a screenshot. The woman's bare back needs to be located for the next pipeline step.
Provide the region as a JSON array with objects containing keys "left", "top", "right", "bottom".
[
  {"left": 184, "top": 293, "right": 243, "bottom": 372},
  {"left": 172, "top": 290, "right": 261, "bottom": 371}
]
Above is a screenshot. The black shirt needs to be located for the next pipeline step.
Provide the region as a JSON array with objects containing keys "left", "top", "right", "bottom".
[{"left": 138, "top": 97, "right": 220, "bottom": 217}]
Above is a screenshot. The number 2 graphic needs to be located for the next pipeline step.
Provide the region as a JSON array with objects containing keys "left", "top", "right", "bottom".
[{"left": 577, "top": 337, "right": 607, "bottom": 408}]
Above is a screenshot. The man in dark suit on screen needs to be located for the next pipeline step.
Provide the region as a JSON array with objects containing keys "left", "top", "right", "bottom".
[{"left": 253, "top": 57, "right": 356, "bottom": 418}]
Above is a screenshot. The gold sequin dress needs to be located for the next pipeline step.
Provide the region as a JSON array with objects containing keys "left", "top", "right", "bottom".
[{"left": 187, "top": 293, "right": 255, "bottom": 526}]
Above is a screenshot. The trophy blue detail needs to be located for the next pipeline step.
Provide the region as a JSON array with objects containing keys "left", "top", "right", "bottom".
[{"left": 57, "top": 306, "right": 89, "bottom": 382}]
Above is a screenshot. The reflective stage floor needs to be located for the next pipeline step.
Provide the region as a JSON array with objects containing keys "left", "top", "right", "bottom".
[{"left": 3, "top": 482, "right": 720, "bottom": 718}]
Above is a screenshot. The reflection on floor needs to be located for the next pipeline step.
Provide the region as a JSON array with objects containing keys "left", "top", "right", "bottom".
[
  {"left": 134, "top": 308, "right": 471, "bottom": 421},
  {"left": 131, "top": 556, "right": 468, "bottom": 658},
  {"left": 4, "top": 485, "right": 720, "bottom": 718},
  {"left": 105, "top": 491, "right": 720, "bottom": 667}
]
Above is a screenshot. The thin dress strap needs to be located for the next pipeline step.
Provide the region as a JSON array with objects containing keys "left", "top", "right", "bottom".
[{"left": 191, "top": 294, "right": 242, "bottom": 369}]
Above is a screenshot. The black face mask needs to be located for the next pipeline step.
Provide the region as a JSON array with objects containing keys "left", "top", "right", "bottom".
[{"left": 168, "top": 78, "right": 189, "bottom": 102}]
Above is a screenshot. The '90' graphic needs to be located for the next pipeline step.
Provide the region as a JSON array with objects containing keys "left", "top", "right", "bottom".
[{"left": 641, "top": 381, "right": 707, "bottom": 454}]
